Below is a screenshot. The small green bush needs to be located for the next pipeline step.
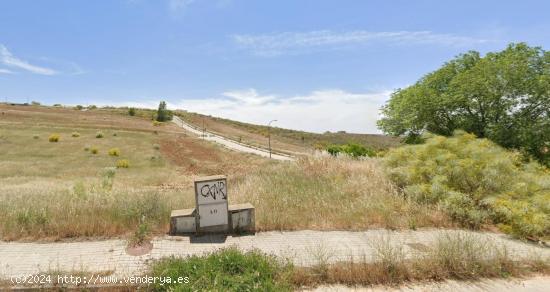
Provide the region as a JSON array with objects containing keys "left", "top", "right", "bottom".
[
  {"left": 129, "top": 222, "right": 149, "bottom": 247},
  {"left": 95, "top": 131, "right": 104, "bottom": 138},
  {"left": 71, "top": 132, "right": 80, "bottom": 137},
  {"left": 149, "top": 248, "right": 293, "bottom": 291},
  {"left": 128, "top": 108, "right": 136, "bottom": 116},
  {"left": 108, "top": 148, "right": 120, "bottom": 156},
  {"left": 101, "top": 167, "right": 116, "bottom": 189},
  {"left": 153, "top": 144, "right": 160, "bottom": 150},
  {"left": 90, "top": 147, "right": 99, "bottom": 154},
  {"left": 48, "top": 134, "right": 60, "bottom": 142},
  {"left": 116, "top": 159, "right": 130, "bottom": 168},
  {"left": 152, "top": 121, "right": 162, "bottom": 127},
  {"left": 112, "top": 132, "right": 117, "bottom": 137},
  {"left": 326, "top": 143, "right": 375, "bottom": 158},
  {"left": 384, "top": 131, "right": 550, "bottom": 239},
  {"left": 326, "top": 145, "right": 342, "bottom": 156},
  {"left": 33, "top": 134, "right": 39, "bottom": 139},
  {"left": 342, "top": 143, "right": 375, "bottom": 158}
]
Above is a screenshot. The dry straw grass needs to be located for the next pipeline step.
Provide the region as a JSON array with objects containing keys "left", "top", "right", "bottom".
[
  {"left": 293, "top": 232, "right": 549, "bottom": 287},
  {"left": 233, "top": 155, "right": 450, "bottom": 231}
]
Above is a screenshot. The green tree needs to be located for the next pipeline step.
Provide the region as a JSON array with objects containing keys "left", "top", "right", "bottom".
[
  {"left": 128, "top": 107, "right": 136, "bottom": 116},
  {"left": 156, "top": 101, "right": 172, "bottom": 122},
  {"left": 378, "top": 43, "right": 550, "bottom": 165}
]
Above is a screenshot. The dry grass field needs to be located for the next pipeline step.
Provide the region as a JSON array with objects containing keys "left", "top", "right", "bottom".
[{"left": 0, "top": 104, "right": 446, "bottom": 241}]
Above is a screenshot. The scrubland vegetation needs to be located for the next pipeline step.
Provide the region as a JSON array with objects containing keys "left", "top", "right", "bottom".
[
  {"left": 384, "top": 131, "right": 549, "bottom": 240},
  {"left": 1, "top": 104, "right": 548, "bottom": 243}
]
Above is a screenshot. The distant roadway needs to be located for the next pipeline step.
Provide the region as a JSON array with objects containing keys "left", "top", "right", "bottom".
[{"left": 172, "top": 116, "right": 294, "bottom": 161}]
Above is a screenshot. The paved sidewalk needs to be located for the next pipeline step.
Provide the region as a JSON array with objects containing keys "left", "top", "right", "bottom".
[
  {"left": 1, "top": 230, "right": 548, "bottom": 279},
  {"left": 172, "top": 115, "right": 295, "bottom": 161}
]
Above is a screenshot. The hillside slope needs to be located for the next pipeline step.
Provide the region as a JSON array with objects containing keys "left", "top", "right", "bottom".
[{"left": 174, "top": 110, "right": 400, "bottom": 155}]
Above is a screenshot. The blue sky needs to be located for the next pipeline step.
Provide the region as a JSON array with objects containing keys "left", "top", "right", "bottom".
[{"left": 1, "top": 0, "right": 548, "bottom": 133}]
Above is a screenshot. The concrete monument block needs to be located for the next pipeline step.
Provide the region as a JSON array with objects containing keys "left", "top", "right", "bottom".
[
  {"left": 229, "top": 203, "right": 255, "bottom": 234},
  {"left": 169, "top": 175, "right": 255, "bottom": 235},
  {"left": 170, "top": 208, "right": 196, "bottom": 235}
]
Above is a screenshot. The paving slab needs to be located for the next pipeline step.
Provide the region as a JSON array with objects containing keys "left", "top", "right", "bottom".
[{"left": 0, "top": 229, "right": 548, "bottom": 279}]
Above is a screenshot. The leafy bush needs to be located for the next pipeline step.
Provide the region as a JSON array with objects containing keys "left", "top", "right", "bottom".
[
  {"left": 152, "top": 120, "right": 162, "bottom": 127},
  {"left": 326, "top": 143, "right": 375, "bottom": 158},
  {"left": 108, "top": 148, "right": 120, "bottom": 156},
  {"left": 153, "top": 143, "right": 160, "bottom": 150},
  {"left": 384, "top": 131, "right": 550, "bottom": 239},
  {"left": 95, "top": 131, "right": 104, "bottom": 138},
  {"left": 326, "top": 145, "right": 342, "bottom": 156},
  {"left": 71, "top": 132, "right": 80, "bottom": 137},
  {"left": 128, "top": 107, "right": 136, "bottom": 116},
  {"left": 90, "top": 147, "right": 99, "bottom": 154},
  {"left": 48, "top": 134, "right": 60, "bottom": 142},
  {"left": 116, "top": 159, "right": 130, "bottom": 168},
  {"left": 33, "top": 134, "right": 39, "bottom": 139},
  {"left": 149, "top": 248, "right": 293, "bottom": 291}
]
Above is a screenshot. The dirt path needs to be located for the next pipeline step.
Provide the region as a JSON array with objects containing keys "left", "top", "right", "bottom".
[
  {"left": 172, "top": 116, "right": 295, "bottom": 161},
  {"left": 1, "top": 229, "right": 547, "bottom": 280}
]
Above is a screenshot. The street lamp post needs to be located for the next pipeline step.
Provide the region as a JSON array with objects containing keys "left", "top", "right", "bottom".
[
  {"left": 268, "top": 119, "right": 277, "bottom": 159},
  {"left": 202, "top": 117, "right": 206, "bottom": 139}
]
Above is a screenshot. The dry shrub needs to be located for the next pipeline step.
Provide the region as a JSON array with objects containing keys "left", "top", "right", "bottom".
[
  {"left": 48, "top": 134, "right": 60, "bottom": 142},
  {"left": 116, "top": 159, "right": 130, "bottom": 168},
  {"left": 108, "top": 148, "right": 120, "bottom": 156}
]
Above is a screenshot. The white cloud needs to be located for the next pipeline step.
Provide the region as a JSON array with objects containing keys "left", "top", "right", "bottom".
[
  {"left": 97, "top": 88, "right": 392, "bottom": 133},
  {"left": 0, "top": 45, "right": 57, "bottom": 75},
  {"left": 0, "top": 68, "right": 14, "bottom": 74},
  {"left": 172, "top": 89, "right": 392, "bottom": 134},
  {"left": 169, "top": 0, "right": 196, "bottom": 12},
  {"left": 232, "top": 30, "right": 492, "bottom": 56}
]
